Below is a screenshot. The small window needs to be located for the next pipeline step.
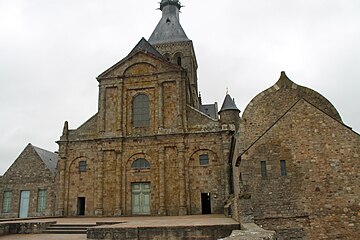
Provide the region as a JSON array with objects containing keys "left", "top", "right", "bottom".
[
  {"left": 177, "top": 56, "right": 182, "bottom": 66},
  {"left": 131, "top": 158, "right": 150, "bottom": 169},
  {"left": 2, "top": 191, "right": 12, "bottom": 213},
  {"left": 79, "top": 161, "right": 87, "bottom": 172},
  {"left": 280, "top": 160, "right": 287, "bottom": 176},
  {"left": 133, "top": 94, "right": 150, "bottom": 128},
  {"left": 199, "top": 154, "right": 209, "bottom": 166},
  {"left": 37, "top": 189, "right": 47, "bottom": 213},
  {"left": 261, "top": 161, "right": 267, "bottom": 177}
]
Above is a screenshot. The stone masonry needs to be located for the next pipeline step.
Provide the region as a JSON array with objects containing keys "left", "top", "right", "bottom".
[
  {"left": 233, "top": 72, "right": 360, "bottom": 239},
  {"left": 0, "top": 144, "right": 58, "bottom": 218}
]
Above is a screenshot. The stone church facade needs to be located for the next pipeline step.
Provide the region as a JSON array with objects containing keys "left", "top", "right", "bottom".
[
  {"left": 55, "top": 0, "right": 239, "bottom": 217},
  {"left": 1, "top": 1, "right": 359, "bottom": 239}
]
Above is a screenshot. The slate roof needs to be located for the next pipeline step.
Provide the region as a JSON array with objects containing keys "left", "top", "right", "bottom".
[
  {"left": 219, "top": 94, "right": 240, "bottom": 113},
  {"left": 32, "top": 144, "right": 58, "bottom": 175},
  {"left": 129, "top": 37, "right": 164, "bottom": 59},
  {"left": 200, "top": 103, "right": 219, "bottom": 119},
  {"left": 149, "top": 1, "right": 189, "bottom": 45}
]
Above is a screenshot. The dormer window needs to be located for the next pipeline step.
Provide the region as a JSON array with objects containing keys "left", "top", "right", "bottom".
[{"left": 133, "top": 94, "right": 150, "bottom": 128}]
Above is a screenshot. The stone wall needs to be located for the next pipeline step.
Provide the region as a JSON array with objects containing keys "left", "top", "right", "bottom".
[
  {"left": 0, "top": 221, "right": 55, "bottom": 236},
  {"left": 87, "top": 224, "right": 238, "bottom": 240},
  {"left": 235, "top": 99, "right": 360, "bottom": 239}
]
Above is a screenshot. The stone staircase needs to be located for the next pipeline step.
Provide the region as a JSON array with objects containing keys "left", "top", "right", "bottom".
[{"left": 43, "top": 223, "right": 97, "bottom": 234}]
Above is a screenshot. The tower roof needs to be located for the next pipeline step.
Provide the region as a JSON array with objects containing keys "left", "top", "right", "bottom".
[
  {"left": 219, "top": 94, "right": 240, "bottom": 113},
  {"left": 149, "top": 0, "right": 189, "bottom": 45}
]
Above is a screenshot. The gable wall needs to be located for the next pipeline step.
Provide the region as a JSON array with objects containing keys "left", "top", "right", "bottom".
[
  {"left": 235, "top": 100, "right": 360, "bottom": 239},
  {"left": 0, "top": 146, "right": 56, "bottom": 218}
]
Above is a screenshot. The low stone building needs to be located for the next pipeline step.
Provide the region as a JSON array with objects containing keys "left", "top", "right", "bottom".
[{"left": 0, "top": 143, "right": 58, "bottom": 218}]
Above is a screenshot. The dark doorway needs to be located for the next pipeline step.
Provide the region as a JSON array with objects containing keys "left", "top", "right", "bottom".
[
  {"left": 77, "top": 197, "right": 85, "bottom": 216},
  {"left": 201, "top": 193, "right": 211, "bottom": 214}
]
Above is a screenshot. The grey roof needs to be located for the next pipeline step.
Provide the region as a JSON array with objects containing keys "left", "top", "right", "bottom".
[
  {"left": 32, "top": 144, "right": 58, "bottom": 175},
  {"left": 219, "top": 94, "right": 240, "bottom": 113},
  {"left": 149, "top": 1, "right": 189, "bottom": 45},
  {"left": 129, "top": 37, "right": 164, "bottom": 59},
  {"left": 200, "top": 103, "right": 219, "bottom": 119}
]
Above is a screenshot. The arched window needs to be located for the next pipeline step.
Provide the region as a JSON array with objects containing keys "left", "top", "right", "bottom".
[
  {"left": 177, "top": 56, "right": 182, "bottom": 66},
  {"left": 131, "top": 158, "right": 150, "bottom": 169},
  {"left": 133, "top": 94, "right": 150, "bottom": 127}
]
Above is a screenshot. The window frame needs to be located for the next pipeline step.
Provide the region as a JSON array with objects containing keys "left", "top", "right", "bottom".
[
  {"left": 79, "top": 161, "right": 87, "bottom": 172},
  {"left": 131, "top": 158, "right": 150, "bottom": 170},
  {"left": 199, "top": 154, "right": 209, "bottom": 166},
  {"left": 280, "top": 160, "right": 287, "bottom": 176},
  {"left": 37, "top": 189, "right": 47, "bottom": 213},
  {"left": 261, "top": 160, "right": 267, "bottom": 177},
  {"left": 133, "top": 94, "right": 150, "bottom": 128},
  {"left": 2, "top": 191, "right": 12, "bottom": 213}
]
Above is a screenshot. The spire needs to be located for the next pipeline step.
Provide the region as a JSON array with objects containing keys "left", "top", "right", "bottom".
[
  {"left": 219, "top": 94, "right": 240, "bottom": 114},
  {"left": 149, "top": 0, "right": 189, "bottom": 45}
]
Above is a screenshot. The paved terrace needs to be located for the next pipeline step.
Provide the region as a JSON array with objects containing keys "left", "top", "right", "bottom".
[{"left": 0, "top": 214, "right": 239, "bottom": 240}]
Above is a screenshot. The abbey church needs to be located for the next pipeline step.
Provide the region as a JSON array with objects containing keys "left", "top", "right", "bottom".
[{"left": 1, "top": 1, "right": 359, "bottom": 239}]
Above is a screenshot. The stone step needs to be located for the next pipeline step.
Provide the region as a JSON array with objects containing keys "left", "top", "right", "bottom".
[
  {"left": 44, "top": 223, "right": 97, "bottom": 234},
  {"left": 43, "top": 229, "right": 87, "bottom": 234}
]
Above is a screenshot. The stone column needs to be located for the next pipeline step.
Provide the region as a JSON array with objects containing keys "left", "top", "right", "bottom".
[
  {"left": 158, "top": 147, "right": 166, "bottom": 215},
  {"left": 95, "top": 148, "right": 104, "bottom": 216},
  {"left": 158, "top": 82, "right": 164, "bottom": 129},
  {"left": 178, "top": 147, "right": 187, "bottom": 215},
  {"left": 115, "top": 150, "right": 122, "bottom": 216},
  {"left": 117, "top": 81, "right": 123, "bottom": 134},
  {"left": 56, "top": 158, "right": 66, "bottom": 216},
  {"left": 98, "top": 86, "right": 106, "bottom": 133}
]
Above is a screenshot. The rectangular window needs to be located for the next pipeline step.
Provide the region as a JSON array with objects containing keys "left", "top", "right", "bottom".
[
  {"left": 79, "top": 161, "right": 87, "bottom": 172},
  {"left": 2, "top": 191, "right": 12, "bottom": 213},
  {"left": 199, "top": 154, "right": 209, "bottom": 166},
  {"left": 37, "top": 189, "right": 47, "bottom": 213},
  {"left": 261, "top": 161, "right": 267, "bottom": 177},
  {"left": 280, "top": 160, "right": 287, "bottom": 176}
]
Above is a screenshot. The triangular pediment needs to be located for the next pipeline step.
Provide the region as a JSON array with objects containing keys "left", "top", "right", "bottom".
[
  {"left": 3, "top": 144, "right": 58, "bottom": 181},
  {"left": 98, "top": 39, "right": 182, "bottom": 80}
]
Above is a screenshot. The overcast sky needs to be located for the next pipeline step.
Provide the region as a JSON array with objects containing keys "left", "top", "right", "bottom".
[{"left": 0, "top": 0, "right": 359, "bottom": 174}]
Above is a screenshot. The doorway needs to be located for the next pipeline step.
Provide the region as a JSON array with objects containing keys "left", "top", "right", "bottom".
[
  {"left": 77, "top": 197, "right": 85, "bottom": 216},
  {"left": 19, "top": 190, "right": 30, "bottom": 218},
  {"left": 132, "top": 182, "right": 151, "bottom": 215},
  {"left": 201, "top": 193, "right": 211, "bottom": 214}
]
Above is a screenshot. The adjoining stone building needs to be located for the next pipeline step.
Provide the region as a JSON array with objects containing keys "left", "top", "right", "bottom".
[
  {"left": 55, "top": 0, "right": 239, "bottom": 217},
  {"left": 0, "top": 143, "right": 58, "bottom": 219},
  {"left": 232, "top": 72, "right": 360, "bottom": 239}
]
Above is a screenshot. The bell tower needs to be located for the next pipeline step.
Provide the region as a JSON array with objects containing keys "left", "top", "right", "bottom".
[{"left": 149, "top": 0, "right": 200, "bottom": 108}]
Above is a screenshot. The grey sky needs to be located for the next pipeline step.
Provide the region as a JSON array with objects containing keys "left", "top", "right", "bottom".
[{"left": 1, "top": 0, "right": 359, "bottom": 175}]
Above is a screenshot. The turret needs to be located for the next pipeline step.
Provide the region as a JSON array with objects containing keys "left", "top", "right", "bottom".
[{"left": 219, "top": 93, "right": 241, "bottom": 131}]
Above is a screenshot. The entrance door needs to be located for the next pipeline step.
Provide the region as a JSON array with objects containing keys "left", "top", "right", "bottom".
[
  {"left": 132, "top": 182, "right": 151, "bottom": 215},
  {"left": 77, "top": 197, "right": 85, "bottom": 216},
  {"left": 19, "top": 191, "right": 30, "bottom": 218},
  {"left": 201, "top": 193, "right": 211, "bottom": 214}
]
